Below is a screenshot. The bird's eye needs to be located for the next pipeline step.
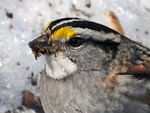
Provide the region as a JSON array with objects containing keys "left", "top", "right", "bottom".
[{"left": 68, "top": 37, "right": 84, "bottom": 47}]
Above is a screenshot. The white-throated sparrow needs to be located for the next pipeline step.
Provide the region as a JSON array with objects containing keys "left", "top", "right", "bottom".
[{"left": 29, "top": 18, "right": 150, "bottom": 113}]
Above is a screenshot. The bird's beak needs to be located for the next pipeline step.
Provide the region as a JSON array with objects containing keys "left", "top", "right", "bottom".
[
  {"left": 28, "top": 35, "right": 61, "bottom": 59},
  {"left": 28, "top": 35, "right": 49, "bottom": 59}
]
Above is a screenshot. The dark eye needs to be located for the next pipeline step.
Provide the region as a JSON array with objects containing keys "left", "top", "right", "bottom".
[{"left": 68, "top": 37, "right": 84, "bottom": 47}]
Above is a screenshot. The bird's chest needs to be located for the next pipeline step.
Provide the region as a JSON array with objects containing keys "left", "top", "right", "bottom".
[
  {"left": 40, "top": 70, "right": 131, "bottom": 113},
  {"left": 40, "top": 70, "right": 110, "bottom": 113}
]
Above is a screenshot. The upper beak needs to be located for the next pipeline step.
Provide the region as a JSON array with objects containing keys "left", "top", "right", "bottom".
[
  {"left": 28, "top": 35, "right": 49, "bottom": 54},
  {"left": 28, "top": 35, "right": 61, "bottom": 59}
]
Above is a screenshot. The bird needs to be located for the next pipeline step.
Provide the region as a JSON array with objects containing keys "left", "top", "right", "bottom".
[{"left": 28, "top": 17, "right": 150, "bottom": 113}]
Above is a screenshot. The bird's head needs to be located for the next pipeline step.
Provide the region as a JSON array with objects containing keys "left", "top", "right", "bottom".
[{"left": 29, "top": 18, "right": 122, "bottom": 79}]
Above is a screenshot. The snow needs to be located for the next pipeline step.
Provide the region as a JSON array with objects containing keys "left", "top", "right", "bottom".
[{"left": 0, "top": 0, "right": 150, "bottom": 112}]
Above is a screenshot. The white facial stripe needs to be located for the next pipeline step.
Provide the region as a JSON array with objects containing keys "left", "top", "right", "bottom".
[
  {"left": 45, "top": 53, "right": 77, "bottom": 79},
  {"left": 51, "top": 18, "right": 83, "bottom": 32},
  {"left": 73, "top": 27, "right": 121, "bottom": 43}
]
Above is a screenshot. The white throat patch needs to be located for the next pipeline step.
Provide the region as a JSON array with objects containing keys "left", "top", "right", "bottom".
[{"left": 45, "top": 52, "right": 77, "bottom": 79}]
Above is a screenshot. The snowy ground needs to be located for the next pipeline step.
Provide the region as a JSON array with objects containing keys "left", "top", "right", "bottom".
[{"left": 0, "top": 0, "right": 150, "bottom": 112}]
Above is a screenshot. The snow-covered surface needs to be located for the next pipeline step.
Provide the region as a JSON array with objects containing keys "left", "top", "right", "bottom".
[{"left": 0, "top": 0, "right": 150, "bottom": 112}]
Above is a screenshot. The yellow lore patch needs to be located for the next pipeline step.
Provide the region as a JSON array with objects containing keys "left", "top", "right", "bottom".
[{"left": 53, "top": 27, "right": 76, "bottom": 40}]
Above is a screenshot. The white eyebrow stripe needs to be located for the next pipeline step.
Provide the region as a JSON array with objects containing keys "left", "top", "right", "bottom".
[
  {"left": 51, "top": 18, "right": 84, "bottom": 31},
  {"left": 73, "top": 27, "right": 121, "bottom": 43}
]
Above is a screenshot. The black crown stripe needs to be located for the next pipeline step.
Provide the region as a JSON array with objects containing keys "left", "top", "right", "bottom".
[
  {"left": 48, "top": 17, "right": 80, "bottom": 30},
  {"left": 51, "top": 20, "right": 119, "bottom": 35}
]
